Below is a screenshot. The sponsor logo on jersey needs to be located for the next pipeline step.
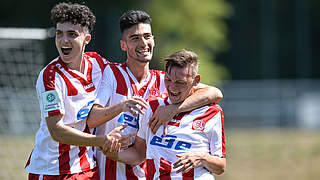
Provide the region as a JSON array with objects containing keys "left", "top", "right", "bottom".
[
  {"left": 150, "top": 135, "right": 191, "bottom": 151},
  {"left": 84, "top": 83, "right": 94, "bottom": 90},
  {"left": 118, "top": 113, "right": 139, "bottom": 129},
  {"left": 77, "top": 100, "right": 95, "bottom": 121}
]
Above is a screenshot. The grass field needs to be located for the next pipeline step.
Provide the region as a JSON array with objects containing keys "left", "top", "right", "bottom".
[{"left": 1, "top": 128, "right": 320, "bottom": 179}]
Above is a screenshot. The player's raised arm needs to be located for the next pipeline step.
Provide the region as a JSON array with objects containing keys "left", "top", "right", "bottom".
[{"left": 87, "top": 96, "right": 148, "bottom": 128}]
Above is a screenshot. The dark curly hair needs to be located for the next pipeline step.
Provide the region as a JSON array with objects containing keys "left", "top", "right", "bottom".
[
  {"left": 119, "top": 10, "right": 152, "bottom": 34},
  {"left": 51, "top": 2, "right": 96, "bottom": 32}
]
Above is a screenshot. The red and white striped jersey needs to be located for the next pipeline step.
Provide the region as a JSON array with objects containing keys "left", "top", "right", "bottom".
[
  {"left": 137, "top": 94, "right": 226, "bottom": 180},
  {"left": 95, "top": 62, "right": 166, "bottom": 180},
  {"left": 25, "top": 52, "right": 109, "bottom": 175}
]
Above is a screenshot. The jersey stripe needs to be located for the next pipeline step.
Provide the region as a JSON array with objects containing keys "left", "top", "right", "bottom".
[
  {"left": 149, "top": 97, "right": 160, "bottom": 113},
  {"left": 146, "top": 159, "right": 156, "bottom": 180},
  {"left": 192, "top": 104, "right": 220, "bottom": 131},
  {"left": 86, "top": 52, "right": 109, "bottom": 74},
  {"left": 55, "top": 69, "right": 78, "bottom": 96},
  {"left": 28, "top": 173, "right": 40, "bottom": 180},
  {"left": 121, "top": 64, "right": 139, "bottom": 96},
  {"left": 58, "top": 143, "right": 71, "bottom": 174},
  {"left": 110, "top": 64, "right": 128, "bottom": 96},
  {"left": 43, "top": 64, "right": 56, "bottom": 91},
  {"left": 78, "top": 125, "right": 91, "bottom": 171},
  {"left": 159, "top": 157, "right": 171, "bottom": 180},
  {"left": 59, "top": 58, "right": 96, "bottom": 93},
  {"left": 182, "top": 169, "right": 194, "bottom": 180},
  {"left": 220, "top": 111, "right": 226, "bottom": 158},
  {"left": 150, "top": 70, "right": 162, "bottom": 93},
  {"left": 125, "top": 164, "right": 138, "bottom": 180},
  {"left": 105, "top": 157, "right": 116, "bottom": 180},
  {"left": 48, "top": 109, "right": 61, "bottom": 117}
]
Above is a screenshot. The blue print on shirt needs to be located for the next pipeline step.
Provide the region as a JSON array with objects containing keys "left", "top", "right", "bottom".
[
  {"left": 118, "top": 113, "right": 139, "bottom": 129},
  {"left": 150, "top": 135, "right": 191, "bottom": 150},
  {"left": 77, "top": 100, "right": 95, "bottom": 121}
]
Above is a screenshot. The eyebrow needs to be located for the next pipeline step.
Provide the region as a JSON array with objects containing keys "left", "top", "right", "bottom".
[
  {"left": 55, "top": 29, "right": 78, "bottom": 33},
  {"left": 128, "top": 33, "right": 152, "bottom": 39}
]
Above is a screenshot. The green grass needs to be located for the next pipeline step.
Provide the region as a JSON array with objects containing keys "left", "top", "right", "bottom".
[
  {"left": 0, "top": 135, "right": 34, "bottom": 179},
  {"left": 1, "top": 129, "right": 320, "bottom": 179}
]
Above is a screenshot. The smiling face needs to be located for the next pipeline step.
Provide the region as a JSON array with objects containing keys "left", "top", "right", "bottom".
[
  {"left": 55, "top": 22, "right": 91, "bottom": 67},
  {"left": 165, "top": 64, "right": 199, "bottom": 104},
  {"left": 120, "top": 23, "right": 154, "bottom": 65}
]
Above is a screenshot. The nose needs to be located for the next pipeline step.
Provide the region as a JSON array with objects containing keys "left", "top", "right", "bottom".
[
  {"left": 62, "top": 34, "right": 69, "bottom": 42},
  {"left": 138, "top": 37, "right": 148, "bottom": 46}
]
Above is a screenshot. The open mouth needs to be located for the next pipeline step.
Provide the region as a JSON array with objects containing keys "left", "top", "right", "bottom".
[
  {"left": 136, "top": 48, "right": 150, "bottom": 56},
  {"left": 169, "top": 91, "right": 180, "bottom": 98},
  {"left": 61, "top": 47, "right": 72, "bottom": 56}
]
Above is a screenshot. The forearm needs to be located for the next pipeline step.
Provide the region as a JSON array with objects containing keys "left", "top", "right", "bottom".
[
  {"left": 117, "top": 137, "right": 146, "bottom": 165},
  {"left": 175, "top": 84, "right": 223, "bottom": 114},
  {"left": 200, "top": 153, "right": 226, "bottom": 175},
  {"left": 87, "top": 103, "right": 123, "bottom": 128},
  {"left": 117, "top": 146, "right": 145, "bottom": 166},
  {"left": 47, "top": 117, "right": 104, "bottom": 147}
]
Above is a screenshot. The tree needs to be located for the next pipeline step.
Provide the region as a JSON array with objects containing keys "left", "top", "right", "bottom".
[{"left": 147, "top": 0, "right": 232, "bottom": 84}]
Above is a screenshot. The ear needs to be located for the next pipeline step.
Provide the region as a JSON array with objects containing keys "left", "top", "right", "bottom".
[
  {"left": 194, "top": 74, "right": 201, "bottom": 85},
  {"left": 84, "top": 34, "right": 91, "bottom": 45},
  {"left": 120, "top": 40, "right": 127, "bottom": 51}
]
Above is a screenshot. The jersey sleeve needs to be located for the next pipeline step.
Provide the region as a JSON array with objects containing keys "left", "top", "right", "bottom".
[
  {"left": 36, "top": 68, "right": 64, "bottom": 118},
  {"left": 95, "top": 65, "right": 113, "bottom": 107},
  {"left": 209, "top": 109, "right": 226, "bottom": 158}
]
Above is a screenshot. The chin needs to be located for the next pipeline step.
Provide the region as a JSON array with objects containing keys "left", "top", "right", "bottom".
[{"left": 169, "top": 97, "right": 182, "bottom": 104}]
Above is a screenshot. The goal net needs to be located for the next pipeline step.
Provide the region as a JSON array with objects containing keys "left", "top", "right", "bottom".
[{"left": 0, "top": 27, "right": 48, "bottom": 134}]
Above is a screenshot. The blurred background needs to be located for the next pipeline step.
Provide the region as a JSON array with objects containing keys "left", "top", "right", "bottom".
[{"left": 0, "top": 0, "right": 319, "bottom": 179}]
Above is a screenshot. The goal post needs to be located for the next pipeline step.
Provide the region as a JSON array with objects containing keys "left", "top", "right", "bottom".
[{"left": 0, "top": 27, "right": 49, "bottom": 134}]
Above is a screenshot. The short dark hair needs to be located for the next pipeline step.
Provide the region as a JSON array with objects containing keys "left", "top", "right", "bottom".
[
  {"left": 51, "top": 2, "right": 96, "bottom": 32},
  {"left": 164, "top": 49, "right": 199, "bottom": 76},
  {"left": 119, "top": 10, "right": 152, "bottom": 33}
]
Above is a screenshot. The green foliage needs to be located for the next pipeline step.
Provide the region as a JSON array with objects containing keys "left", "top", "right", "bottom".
[{"left": 147, "top": 0, "right": 232, "bottom": 84}]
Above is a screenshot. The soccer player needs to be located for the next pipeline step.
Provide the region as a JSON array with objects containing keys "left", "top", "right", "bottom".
[
  {"left": 86, "top": 10, "right": 224, "bottom": 179},
  {"left": 107, "top": 49, "right": 226, "bottom": 179},
  {"left": 24, "top": 2, "right": 132, "bottom": 179}
]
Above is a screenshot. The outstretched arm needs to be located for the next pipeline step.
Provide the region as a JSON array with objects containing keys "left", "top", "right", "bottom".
[
  {"left": 148, "top": 84, "right": 223, "bottom": 135},
  {"left": 87, "top": 96, "right": 148, "bottom": 128}
]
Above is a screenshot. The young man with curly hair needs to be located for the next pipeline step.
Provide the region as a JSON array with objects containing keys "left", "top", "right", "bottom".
[{"left": 24, "top": 3, "right": 131, "bottom": 179}]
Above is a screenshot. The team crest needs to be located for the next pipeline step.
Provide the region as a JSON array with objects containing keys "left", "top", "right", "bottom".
[{"left": 192, "top": 120, "right": 205, "bottom": 131}]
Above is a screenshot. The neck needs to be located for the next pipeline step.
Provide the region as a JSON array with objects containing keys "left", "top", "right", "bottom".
[
  {"left": 126, "top": 60, "right": 149, "bottom": 83},
  {"left": 65, "top": 53, "right": 84, "bottom": 73}
]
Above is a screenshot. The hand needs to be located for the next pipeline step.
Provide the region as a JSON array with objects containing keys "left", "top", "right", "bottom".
[
  {"left": 101, "top": 124, "right": 136, "bottom": 158},
  {"left": 148, "top": 104, "right": 177, "bottom": 136},
  {"left": 173, "top": 151, "right": 205, "bottom": 173},
  {"left": 120, "top": 96, "right": 148, "bottom": 117}
]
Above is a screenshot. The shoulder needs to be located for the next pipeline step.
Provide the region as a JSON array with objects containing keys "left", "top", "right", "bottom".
[
  {"left": 147, "top": 93, "right": 169, "bottom": 113},
  {"left": 37, "top": 57, "right": 61, "bottom": 91},
  {"left": 85, "top": 52, "right": 110, "bottom": 70},
  {"left": 150, "top": 69, "right": 165, "bottom": 77}
]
